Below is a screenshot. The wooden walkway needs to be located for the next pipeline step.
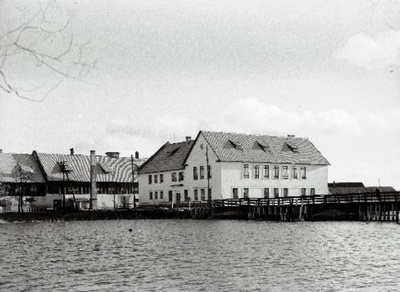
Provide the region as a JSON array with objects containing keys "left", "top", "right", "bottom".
[{"left": 190, "top": 191, "right": 400, "bottom": 222}]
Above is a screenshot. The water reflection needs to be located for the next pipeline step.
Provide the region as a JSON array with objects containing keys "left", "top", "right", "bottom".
[{"left": 1, "top": 220, "right": 400, "bottom": 291}]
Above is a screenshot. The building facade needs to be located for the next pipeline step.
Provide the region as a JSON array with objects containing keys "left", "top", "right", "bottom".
[{"left": 138, "top": 131, "right": 330, "bottom": 206}]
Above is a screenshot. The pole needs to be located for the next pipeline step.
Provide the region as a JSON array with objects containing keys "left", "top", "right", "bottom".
[
  {"left": 206, "top": 145, "right": 210, "bottom": 202},
  {"left": 131, "top": 154, "right": 136, "bottom": 209},
  {"left": 89, "top": 150, "right": 97, "bottom": 210}
]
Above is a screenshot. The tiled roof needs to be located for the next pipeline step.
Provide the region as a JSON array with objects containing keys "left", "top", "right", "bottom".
[
  {"left": 329, "top": 186, "right": 397, "bottom": 195},
  {"left": 0, "top": 153, "right": 45, "bottom": 183},
  {"left": 137, "top": 141, "right": 195, "bottom": 174},
  {"left": 200, "top": 131, "right": 330, "bottom": 165},
  {"left": 35, "top": 152, "right": 146, "bottom": 183}
]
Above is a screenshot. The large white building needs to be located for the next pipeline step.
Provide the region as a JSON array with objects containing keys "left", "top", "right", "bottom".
[{"left": 137, "top": 131, "right": 330, "bottom": 206}]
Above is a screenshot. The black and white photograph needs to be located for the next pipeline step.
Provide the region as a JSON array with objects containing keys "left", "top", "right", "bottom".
[{"left": 1, "top": 0, "right": 400, "bottom": 291}]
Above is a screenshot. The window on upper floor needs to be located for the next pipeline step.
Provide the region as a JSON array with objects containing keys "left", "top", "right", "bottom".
[
  {"left": 243, "top": 164, "right": 249, "bottom": 179},
  {"left": 148, "top": 175, "right": 152, "bottom": 184},
  {"left": 273, "top": 166, "right": 279, "bottom": 179},
  {"left": 200, "top": 166, "right": 205, "bottom": 179},
  {"left": 292, "top": 166, "right": 298, "bottom": 179},
  {"left": 263, "top": 165, "right": 269, "bottom": 179},
  {"left": 194, "top": 189, "right": 198, "bottom": 201},
  {"left": 282, "top": 166, "right": 289, "bottom": 179},
  {"left": 300, "top": 167, "right": 307, "bottom": 180},
  {"left": 274, "top": 188, "right": 279, "bottom": 198},
  {"left": 178, "top": 172, "right": 184, "bottom": 182},
  {"left": 201, "top": 189, "right": 206, "bottom": 201},
  {"left": 193, "top": 167, "right": 198, "bottom": 180},
  {"left": 154, "top": 175, "right": 158, "bottom": 184},
  {"left": 160, "top": 174, "right": 164, "bottom": 183},
  {"left": 154, "top": 191, "right": 158, "bottom": 200},
  {"left": 172, "top": 172, "right": 177, "bottom": 182},
  {"left": 254, "top": 165, "right": 260, "bottom": 179}
]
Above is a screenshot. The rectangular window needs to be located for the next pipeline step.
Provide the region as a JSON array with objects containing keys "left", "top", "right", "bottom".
[
  {"left": 243, "top": 164, "right": 249, "bottom": 178},
  {"left": 169, "top": 191, "right": 173, "bottom": 202},
  {"left": 283, "top": 188, "right": 288, "bottom": 197},
  {"left": 200, "top": 166, "right": 205, "bottom": 179},
  {"left": 274, "top": 188, "right": 279, "bottom": 198},
  {"left": 233, "top": 188, "right": 238, "bottom": 199},
  {"left": 243, "top": 188, "right": 249, "bottom": 198},
  {"left": 184, "top": 190, "right": 189, "bottom": 201},
  {"left": 201, "top": 189, "right": 206, "bottom": 201},
  {"left": 154, "top": 191, "right": 158, "bottom": 200},
  {"left": 300, "top": 167, "right": 307, "bottom": 179},
  {"left": 292, "top": 166, "right": 298, "bottom": 179},
  {"left": 160, "top": 174, "right": 164, "bottom": 183},
  {"left": 193, "top": 167, "right": 198, "bottom": 180},
  {"left": 154, "top": 175, "right": 158, "bottom": 184},
  {"left": 264, "top": 188, "right": 269, "bottom": 198},
  {"left": 254, "top": 165, "right": 260, "bottom": 179},
  {"left": 282, "top": 166, "right": 289, "bottom": 179},
  {"left": 273, "top": 165, "right": 279, "bottom": 179},
  {"left": 172, "top": 172, "right": 177, "bottom": 182},
  {"left": 263, "top": 165, "right": 269, "bottom": 179},
  {"left": 148, "top": 175, "right": 152, "bottom": 184},
  {"left": 160, "top": 191, "right": 164, "bottom": 200},
  {"left": 30, "top": 185, "right": 37, "bottom": 192},
  {"left": 194, "top": 189, "right": 198, "bottom": 201},
  {"left": 301, "top": 188, "right": 306, "bottom": 197},
  {"left": 179, "top": 172, "right": 184, "bottom": 182},
  {"left": 310, "top": 188, "right": 315, "bottom": 196},
  {"left": 149, "top": 191, "right": 153, "bottom": 200},
  {"left": 207, "top": 165, "right": 212, "bottom": 179}
]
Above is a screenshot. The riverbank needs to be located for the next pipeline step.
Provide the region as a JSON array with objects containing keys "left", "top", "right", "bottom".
[{"left": 0, "top": 209, "right": 192, "bottom": 222}]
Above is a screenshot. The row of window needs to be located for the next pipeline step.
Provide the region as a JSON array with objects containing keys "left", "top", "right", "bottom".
[
  {"left": 232, "top": 187, "right": 315, "bottom": 198},
  {"left": 148, "top": 171, "right": 184, "bottom": 185},
  {"left": 193, "top": 166, "right": 212, "bottom": 180},
  {"left": 148, "top": 189, "right": 212, "bottom": 201},
  {"left": 243, "top": 164, "right": 307, "bottom": 180}
]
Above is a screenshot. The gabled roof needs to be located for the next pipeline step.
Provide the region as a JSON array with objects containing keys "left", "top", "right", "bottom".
[
  {"left": 200, "top": 131, "right": 330, "bottom": 165},
  {"left": 137, "top": 140, "right": 195, "bottom": 174},
  {"left": 35, "top": 152, "right": 146, "bottom": 183},
  {"left": 0, "top": 153, "right": 45, "bottom": 183},
  {"left": 329, "top": 186, "right": 397, "bottom": 195}
]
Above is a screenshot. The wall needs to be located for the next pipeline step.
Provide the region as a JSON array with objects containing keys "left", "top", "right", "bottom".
[{"left": 220, "top": 162, "right": 328, "bottom": 199}]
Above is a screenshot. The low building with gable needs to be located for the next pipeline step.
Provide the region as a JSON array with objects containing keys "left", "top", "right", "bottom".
[{"left": 137, "top": 131, "right": 330, "bottom": 206}]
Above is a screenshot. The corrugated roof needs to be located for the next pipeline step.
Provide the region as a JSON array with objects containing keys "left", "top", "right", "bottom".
[
  {"left": 35, "top": 152, "right": 146, "bottom": 183},
  {"left": 329, "top": 186, "right": 397, "bottom": 195},
  {"left": 201, "top": 131, "right": 330, "bottom": 165},
  {"left": 138, "top": 141, "right": 195, "bottom": 174},
  {"left": 0, "top": 153, "right": 45, "bottom": 183}
]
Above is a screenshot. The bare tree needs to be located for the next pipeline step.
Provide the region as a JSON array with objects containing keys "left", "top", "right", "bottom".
[
  {"left": 13, "top": 162, "right": 33, "bottom": 214},
  {"left": 0, "top": 0, "right": 96, "bottom": 102}
]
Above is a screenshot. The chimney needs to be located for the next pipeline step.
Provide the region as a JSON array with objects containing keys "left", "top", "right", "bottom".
[
  {"left": 89, "top": 150, "right": 97, "bottom": 210},
  {"left": 105, "top": 152, "right": 120, "bottom": 159},
  {"left": 287, "top": 135, "right": 295, "bottom": 138},
  {"left": 0, "top": 149, "right": 2, "bottom": 154},
  {"left": 135, "top": 151, "right": 139, "bottom": 159},
  {"left": 186, "top": 136, "right": 191, "bottom": 143},
  {"left": 70, "top": 148, "right": 74, "bottom": 156}
]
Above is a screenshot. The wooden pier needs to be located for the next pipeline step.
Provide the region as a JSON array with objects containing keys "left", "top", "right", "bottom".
[{"left": 190, "top": 191, "right": 400, "bottom": 222}]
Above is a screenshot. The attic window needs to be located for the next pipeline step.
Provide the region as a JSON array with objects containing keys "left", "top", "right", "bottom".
[
  {"left": 256, "top": 141, "right": 269, "bottom": 151},
  {"left": 19, "top": 164, "right": 34, "bottom": 174},
  {"left": 168, "top": 147, "right": 180, "bottom": 156},
  {"left": 286, "top": 143, "right": 298, "bottom": 153},
  {"left": 99, "top": 161, "right": 114, "bottom": 173},
  {"left": 229, "top": 140, "right": 243, "bottom": 150},
  {"left": 58, "top": 161, "right": 73, "bottom": 173}
]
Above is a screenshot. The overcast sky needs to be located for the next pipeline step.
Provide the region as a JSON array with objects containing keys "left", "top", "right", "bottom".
[{"left": 1, "top": 0, "right": 400, "bottom": 189}]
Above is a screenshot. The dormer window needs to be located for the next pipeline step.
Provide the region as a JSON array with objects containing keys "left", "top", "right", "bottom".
[
  {"left": 256, "top": 141, "right": 269, "bottom": 151},
  {"left": 98, "top": 161, "right": 113, "bottom": 173},
  {"left": 286, "top": 143, "right": 298, "bottom": 153},
  {"left": 168, "top": 147, "right": 180, "bottom": 156},
  {"left": 229, "top": 140, "right": 243, "bottom": 150}
]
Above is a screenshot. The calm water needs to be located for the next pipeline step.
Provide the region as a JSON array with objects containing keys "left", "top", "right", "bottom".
[{"left": 1, "top": 220, "right": 400, "bottom": 292}]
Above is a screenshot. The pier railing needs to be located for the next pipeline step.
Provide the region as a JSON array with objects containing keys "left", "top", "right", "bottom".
[{"left": 190, "top": 191, "right": 400, "bottom": 208}]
